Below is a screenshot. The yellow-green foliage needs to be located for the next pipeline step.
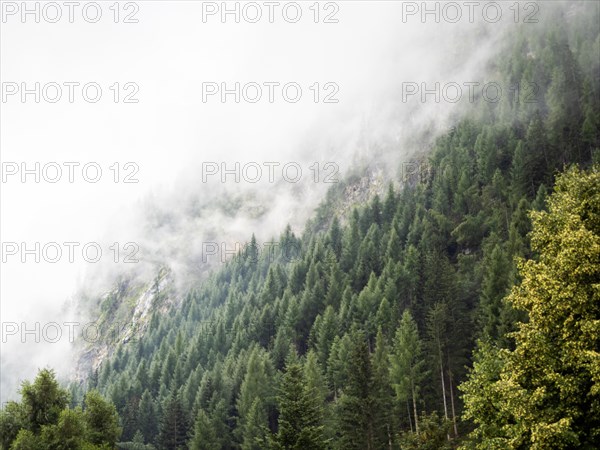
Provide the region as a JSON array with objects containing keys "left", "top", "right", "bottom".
[{"left": 461, "top": 166, "right": 600, "bottom": 449}]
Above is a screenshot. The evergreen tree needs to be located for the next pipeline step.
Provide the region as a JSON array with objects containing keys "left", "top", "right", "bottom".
[
  {"left": 275, "top": 361, "right": 326, "bottom": 450},
  {"left": 304, "top": 351, "right": 328, "bottom": 408},
  {"left": 326, "top": 334, "right": 351, "bottom": 399},
  {"left": 238, "top": 347, "right": 274, "bottom": 446},
  {"left": 478, "top": 243, "right": 511, "bottom": 342},
  {"left": 390, "top": 310, "right": 427, "bottom": 434},
  {"left": 19, "top": 368, "right": 69, "bottom": 433},
  {"left": 10, "top": 429, "right": 42, "bottom": 449},
  {"left": 241, "top": 398, "right": 270, "bottom": 450},
  {"left": 304, "top": 351, "right": 331, "bottom": 443},
  {"left": 383, "top": 183, "right": 397, "bottom": 225},
  {"left": 426, "top": 302, "right": 451, "bottom": 429},
  {"left": 190, "top": 409, "right": 220, "bottom": 450},
  {"left": 327, "top": 216, "right": 343, "bottom": 259},
  {"left": 83, "top": 389, "right": 122, "bottom": 447},
  {"left": 0, "top": 370, "right": 122, "bottom": 449},
  {"left": 0, "top": 401, "right": 25, "bottom": 449},
  {"left": 372, "top": 328, "right": 395, "bottom": 450},
  {"left": 311, "top": 306, "right": 338, "bottom": 368},
  {"left": 138, "top": 390, "right": 159, "bottom": 444},
  {"left": 121, "top": 394, "right": 141, "bottom": 442},
  {"left": 336, "top": 330, "right": 376, "bottom": 450},
  {"left": 40, "top": 408, "right": 86, "bottom": 450},
  {"left": 157, "top": 391, "right": 189, "bottom": 450}
]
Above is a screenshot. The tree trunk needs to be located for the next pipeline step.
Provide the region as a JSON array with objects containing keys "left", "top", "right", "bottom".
[
  {"left": 439, "top": 346, "right": 448, "bottom": 421},
  {"left": 440, "top": 362, "right": 450, "bottom": 441},
  {"left": 437, "top": 331, "right": 450, "bottom": 440},
  {"left": 412, "top": 383, "right": 419, "bottom": 434},
  {"left": 448, "top": 369, "right": 459, "bottom": 437},
  {"left": 406, "top": 400, "right": 413, "bottom": 433}
]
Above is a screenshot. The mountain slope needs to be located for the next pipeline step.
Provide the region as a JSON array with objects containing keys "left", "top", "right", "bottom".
[
  {"left": 74, "top": 4, "right": 599, "bottom": 448},
  {"left": 1, "top": 2, "right": 599, "bottom": 449}
]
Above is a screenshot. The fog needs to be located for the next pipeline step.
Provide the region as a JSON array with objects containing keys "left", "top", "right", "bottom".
[{"left": 1, "top": 1, "right": 535, "bottom": 402}]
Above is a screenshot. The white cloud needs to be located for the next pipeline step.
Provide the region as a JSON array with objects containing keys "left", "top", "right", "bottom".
[{"left": 0, "top": 0, "right": 523, "bottom": 401}]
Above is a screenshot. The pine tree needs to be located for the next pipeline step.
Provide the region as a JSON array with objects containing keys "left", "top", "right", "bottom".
[
  {"left": 304, "top": 350, "right": 328, "bottom": 407},
  {"left": 157, "top": 390, "right": 189, "bottom": 450},
  {"left": 304, "top": 350, "right": 332, "bottom": 443},
  {"left": 313, "top": 306, "right": 339, "bottom": 369},
  {"left": 372, "top": 328, "right": 395, "bottom": 450},
  {"left": 426, "top": 302, "right": 450, "bottom": 429},
  {"left": 383, "top": 183, "right": 397, "bottom": 226},
  {"left": 341, "top": 210, "right": 360, "bottom": 273},
  {"left": 138, "top": 390, "right": 158, "bottom": 444},
  {"left": 326, "top": 334, "right": 351, "bottom": 400},
  {"left": 238, "top": 347, "right": 273, "bottom": 419},
  {"left": 10, "top": 429, "right": 42, "bottom": 449},
  {"left": 478, "top": 243, "right": 511, "bottom": 342},
  {"left": 525, "top": 112, "right": 550, "bottom": 188},
  {"left": 83, "top": 389, "right": 122, "bottom": 447},
  {"left": 375, "top": 298, "right": 394, "bottom": 339},
  {"left": 275, "top": 360, "right": 326, "bottom": 450},
  {"left": 238, "top": 347, "right": 274, "bottom": 447},
  {"left": 241, "top": 398, "right": 270, "bottom": 450},
  {"left": 19, "top": 368, "right": 69, "bottom": 433},
  {"left": 190, "top": 409, "right": 220, "bottom": 450},
  {"left": 328, "top": 216, "right": 343, "bottom": 259},
  {"left": 336, "top": 330, "right": 376, "bottom": 450},
  {"left": 390, "top": 310, "right": 427, "bottom": 434},
  {"left": 0, "top": 401, "right": 25, "bottom": 449},
  {"left": 40, "top": 407, "right": 86, "bottom": 450},
  {"left": 510, "top": 141, "right": 530, "bottom": 202},
  {"left": 121, "top": 394, "right": 141, "bottom": 441}
]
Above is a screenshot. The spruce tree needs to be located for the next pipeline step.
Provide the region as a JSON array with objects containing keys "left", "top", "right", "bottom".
[
  {"left": 275, "top": 360, "right": 326, "bottom": 450},
  {"left": 190, "top": 409, "right": 220, "bottom": 450},
  {"left": 241, "top": 398, "right": 270, "bottom": 450},
  {"left": 372, "top": 328, "right": 395, "bottom": 450},
  {"left": 336, "top": 330, "right": 376, "bottom": 450},
  {"left": 390, "top": 310, "right": 427, "bottom": 434},
  {"left": 138, "top": 390, "right": 158, "bottom": 444},
  {"left": 238, "top": 347, "right": 274, "bottom": 447},
  {"left": 19, "top": 368, "right": 69, "bottom": 433},
  {"left": 157, "top": 390, "right": 189, "bottom": 450}
]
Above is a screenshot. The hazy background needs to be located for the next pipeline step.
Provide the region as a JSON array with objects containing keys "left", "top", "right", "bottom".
[{"left": 1, "top": 1, "right": 524, "bottom": 402}]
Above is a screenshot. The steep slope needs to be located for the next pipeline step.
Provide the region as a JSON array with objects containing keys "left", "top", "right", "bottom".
[
  {"left": 2, "top": 2, "right": 597, "bottom": 449},
  {"left": 68, "top": 4, "right": 600, "bottom": 448}
]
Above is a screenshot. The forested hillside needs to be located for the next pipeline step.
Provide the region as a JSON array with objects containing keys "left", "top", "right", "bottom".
[{"left": 1, "top": 2, "right": 599, "bottom": 449}]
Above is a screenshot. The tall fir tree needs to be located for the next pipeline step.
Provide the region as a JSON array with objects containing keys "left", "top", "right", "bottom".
[
  {"left": 336, "top": 330, "right": 376, "bottom": 450},
  {"left": 137, "top": 390, "right": 159, "bottom": 445},
  {"left": 390, "top": 310, "right": 427, "bottom": 435},
  {"left": 190, "top": 409, "right": 220, "bottom": 450},
  {"left": 275, "top": 360, "right": 326, "bottom": 450},
  {"left": 158, "top": 390, "right": 189, "bottom": 450}
]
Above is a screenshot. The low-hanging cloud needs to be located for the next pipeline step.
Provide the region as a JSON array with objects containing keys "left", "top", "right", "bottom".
[{"left": 3, "top": 1, "right": 568, "bottom": 402}]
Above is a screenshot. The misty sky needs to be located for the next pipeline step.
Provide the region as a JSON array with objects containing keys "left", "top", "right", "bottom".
[{"left": 0, "top": 1, "right": 527, "bottom": 401}]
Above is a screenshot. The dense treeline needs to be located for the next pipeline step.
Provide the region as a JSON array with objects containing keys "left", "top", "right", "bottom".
[{"left": 1, "top": 2, "right": 599, "bottom": 449}]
